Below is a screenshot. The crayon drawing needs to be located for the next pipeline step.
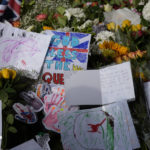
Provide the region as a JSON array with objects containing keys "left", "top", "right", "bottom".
[
  {"left": 42, "top": 30, "right": 91, "bottom": 86},
  {"left": 0, "top": 23, "right": 51, "bottom": 79},
  {"left": 58, "top": 102, "right": 133, "bottom": 150}
]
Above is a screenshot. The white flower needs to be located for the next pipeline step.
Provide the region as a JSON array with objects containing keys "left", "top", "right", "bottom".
[
  {"left": 65, "top": 8, "right": 85, "bottom": 21},
  {"left": 57, "top": 27, "right": 72, "bottom": 32},
  {"left": 93, "top": 18, "right": 99, "bottom": 25},
  {"left": 104, "top": 8, "right": 141, "bottom": 25},
  {"left": 104, "top": 4, "right": 112, "bottom": 12},
  {"left": 78, "top": 20, "right": 93, "bottom": 30},
  {"left": 142, "top": 1, "right": 150, "bottom": 21},
  {"left": 64, "top": 10, "right": 71, "bottom": 21},
  {"left": 95, "top": 31, "right": 115, "bottom": 44}
]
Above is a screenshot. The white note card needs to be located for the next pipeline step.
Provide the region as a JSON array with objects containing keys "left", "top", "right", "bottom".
[
  {"left": 10, "top": 139, "right": 43, "bottom": 150},
  {"left": 65, "top": 62, "right": 135, "bottom": 105}
]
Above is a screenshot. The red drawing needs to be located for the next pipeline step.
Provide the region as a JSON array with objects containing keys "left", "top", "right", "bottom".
[
  {"left": 88, "top": 118, "right": 106, "bottom": 134},
  {"left": 21, "top": 59, "right": 26, "bottom": 66}
]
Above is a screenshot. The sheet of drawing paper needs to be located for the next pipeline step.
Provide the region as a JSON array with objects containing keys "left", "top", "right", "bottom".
[
  {"left": 121, "top": 101, "right": 140, "bottom": 149},
  {"left": 10, "top": 139, "right": 43, "bottom": 150},
  {"left": 0, "top": 23, "right": 52, "bottom": 79},
  {"left": 41, "top": 30, "right": 91, "bottom": 86},
  {"left": 64, "top": 70, "right": 102, "bottom": 105},
  {"left": 99, "top": 62, "right": 135, "bottom": 104},
  {"left": 144, "top": 81, "right": 150, "bottom": 111},
  {"left": 0, "top": 101, "right": 2, "bottom": 148},
  {"left": 58, "top": 102, "right": 133, "bottom": 150},
  {"left": 64, "top": 61, "right": 135, "bottom": 105}
]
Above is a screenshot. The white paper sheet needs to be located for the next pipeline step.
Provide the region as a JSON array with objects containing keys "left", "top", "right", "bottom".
[
  {"left": 65, "top": 62, "right": 135, "bottom": 105},
  {"left": 144, "top": 81, "right": 150, "bottom": 111},
  {"left": 99, "top": 62, "right": 135, "bottom": 104},
  {"left": 10, "top": 139, "right": 43, "bottom": 150},
  {"left": 58, "top": 101, "right": 140, "bottom": 150},
  {"left": 0, "top": 23, "right": 51, "bottom": 79}
]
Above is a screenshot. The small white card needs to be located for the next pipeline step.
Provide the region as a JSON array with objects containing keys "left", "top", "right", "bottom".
[
  {"left": 10, "top": 139, "right": 43, "bottom": 150},
  {"left": 64, "top": 62, "right": 135, "bottom": 105}
]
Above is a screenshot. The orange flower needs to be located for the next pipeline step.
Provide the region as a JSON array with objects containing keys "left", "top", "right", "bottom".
[
  {"left": 91, "top": 2, "right": 98, "bottom": 7},
  {"left": 43, "top": 26, "right": 54, "bottom": 30},
  {"left": 128, "top": 52, "right": 136, "bottom": 59},
  {"left": 12, "top": 21, "right": 20, "bottom": 27}
]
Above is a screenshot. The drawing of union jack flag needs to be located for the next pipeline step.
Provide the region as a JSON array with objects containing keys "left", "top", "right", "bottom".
[
  {"left": 44, "top": 30, "right": 91, "bottom": 63},
  {"left": 0, "top": 0, "right": 22, "bottom": 21}
]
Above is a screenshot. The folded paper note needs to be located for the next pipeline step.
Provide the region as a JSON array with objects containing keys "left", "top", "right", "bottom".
[
  {"left": 64, "top": 61, "right": 135, "bottom": 105},
  {"left": 0, "top": 23, "right": 51, "bottom": 79},
  {"left": 10, "top": 139, "right": 43, "bottom": 150},
  {"left": 41, "top": 30, "right": 91, "bottom": 86},
  {"left": 58, "top": 101, "right": 140, "bottom": 150}
]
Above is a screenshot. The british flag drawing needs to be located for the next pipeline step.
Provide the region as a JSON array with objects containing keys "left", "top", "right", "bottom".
[{"left": 0, "top": 0, "right": 22, "bottom": 21}]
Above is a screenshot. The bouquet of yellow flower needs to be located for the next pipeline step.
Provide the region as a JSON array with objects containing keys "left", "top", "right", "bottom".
[{"left": 0, "top": 68, "right": 35, "bottom": 149}]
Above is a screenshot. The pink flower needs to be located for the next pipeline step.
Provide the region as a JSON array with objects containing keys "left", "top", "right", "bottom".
[
  {"left": 138, "top": 30, "right": 143, "bottom": 37},
  {"left": 36, "top": 14, "right": 47, "bottom": 22}
]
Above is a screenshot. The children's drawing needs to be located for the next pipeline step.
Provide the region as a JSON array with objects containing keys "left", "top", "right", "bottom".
[
  {"left": 58, "top": 102, "right": 134, "bottom": 150},
  {"left": 0, "top": 23, "right": 51, "bottom": 79},
  {"left": 42, "top": 105, "right": 61, "bottom": 133},
  {"left": 42, "top": 86, "right": 78, "bottom": 133},
  {"left": 13, "top": 103, "right": 37, "bottom": 124},
  {"left": 20, "top": 91, "right": 43, "bottom": 112},
  {"left": 36, "top": 83, "right": 52, "bottom": 102},
  {"left": 42, "top": 30, "right": 91, "bottom": 86}
]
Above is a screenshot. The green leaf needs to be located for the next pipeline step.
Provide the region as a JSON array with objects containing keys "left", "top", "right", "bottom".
[
  {"left": 2, "top": 103, "right": 6, "bottom": 110},
  {"left": 29, "top": 0, "right": 35, "bottom": 6},
  {"left": 6, "top": 114, "right": 14, "bottom": 125},
  {"left": 56, "top": 6, "right": 65, "bottom": 15},
  {"left": 0, "top": 90, "right": 8, "bottom": 102},
  {"left": 5, "top": 88, "right": 16, "bottom": 95},
  {"left": 57, "top": 16, "right": 67, "bottom": 27},
  {"left": 8, "top": 126, "right": 17, "bottom": 133}
]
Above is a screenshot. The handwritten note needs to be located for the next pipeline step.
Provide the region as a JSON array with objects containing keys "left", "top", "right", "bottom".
[
  {"left": 58, "top": 101, "right": 140, "bottom": 150},
  {"left": 42, "top": 30, "right": 91, "bottom": 86},
  {"left": 99, "top": 61, "right": 135, "bottom": 104},
  {"left": 0, "top": 23, "right": 51, "bottom": 79},
  {"left": 64, "top": 62, "right": 135, "bottom": 105}
]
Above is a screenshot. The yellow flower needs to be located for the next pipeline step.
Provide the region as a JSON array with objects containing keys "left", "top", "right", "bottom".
[
  {"left": 135, "top": 50, "right": 146, "bottom": 58},
  {"left": 115, "top": 57, "right": 122, "bottom": 64},
  {"left": 118, "top": 46, "right": 128, "bottom": 55},
  {"left": 131, "top": 25, "right": 138, "bottom": 31},
  {"left": 43, "top": 26, "right": 54, "bottom": 30},
  {"left": 122, "top": 55, "right": 129, "bottom": 61},
  {"left": 0, "top": 71, "right": 2, "bottom": 78},
  {"left": 115, "top": 25, "right": 120, "bottom": 31},
  {"left": 107, "top": 22, "right": 115, "bottom": 30},
  {"left": 136, "top": 24, "right": 142, "bottom": 30},
  {"left": 1, "top": 69, "right": 10, "bottom": 79},
  {"left": 122, "top": 19, "right": 131, "bottom": 28},
  {"left": 8, "top": 69, "right": 17, "bottom": 79}
]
